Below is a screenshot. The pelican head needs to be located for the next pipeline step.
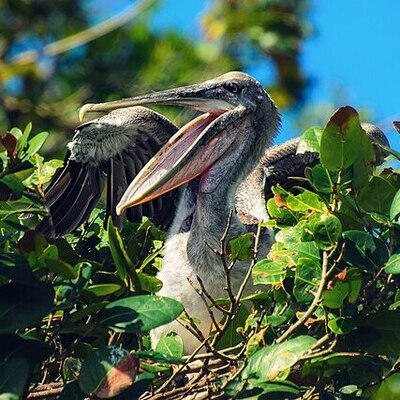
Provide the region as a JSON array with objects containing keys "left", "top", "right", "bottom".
[{"left": 80, "top": 72, "right": 280, "bottom": 215}]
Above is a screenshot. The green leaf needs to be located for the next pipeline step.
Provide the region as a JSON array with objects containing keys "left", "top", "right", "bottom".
[
  {"left": 328, "top": 316, "right": 356, "bottom": 335},
  {"left": 84, "top": 283, "right": 122, "bottom": 297},
  {"left": 133, "top": 350, "right": 183, "bottom": 365},
  {"left": 385, "top": 253, "right": 400, "bottom": 274},
  {"left": 9, "top": 127, "right": 22, "bottom": 140},
  {"left": 306, "top": 164, "right": 334, "bottom": 194},
  {"left": 293, "top": 258, "right": 321, "bottom": 303},
  {"left": 0, "top": 174, "right": 25, "bottom": 198},
  {"left": 322, "top": 281, "right": 349, "bottom": 309},
  {"left": 155, "top": 332, "right": 184, "bottom": 358},
  {"left": 342, "top": 230, "right": 389, "bottom": 269},
  {"left": 79, "top": 346, "right": 138, "bottom": 397},
  {"left": 24, "top": 131, "right": 48, "bottom": 159},
  {"left": 0, "top": 282, "right": 54, "bottom": 333},
  {"left": 0, "top": 358, "right": 29, "bottom": 399},
  {"left": 285, "top": 241, "right": 321, "bottom": 266},
  {"left": 137, "top": 272, "right": 163, "bottom": 293},
  {"left": 320, "top": 106, "right": 364, "bottom": 171},
  {"left": 242, "top": 336, "right": 317, "bottom": 381},
  {"left": 23, "top": 155, "right": 64, "bottom": 188},
  {"left": 358, "top": 176, "right": 396, "bottom": 215},
  {"left": 18, "top": 123, "right": 32, "bottom": 154},
  {"left": 297, "top": 126, "right": 323, "bottom": 153},
  {"left": 285, "top": 189, "right": 325, "bottom": 213},
  {"left": 216, "top": 304, "right": 249, "bottom": 350},
  {"left": 253, "top": 260, "right": 286, "bottom": 285},
  {"left": 108, "top": 218, "right": 130, "bottom": 281},
  {"left": 225, "top": 380, "right": 300, "bottom": 399},
  {"left": 346, "top": 268, "right": 362, "bottom": 304},
  {"left": 69, "top": 302, "right": 108, "bottom": 323},
  {"left": 306, "top": 213, "right": 342, "bottom": 250},
  {"left": 46, "top": 259, "right": 77, "bottom": 279},
  {"left": 390, "top": 188, "right": 400, "bottom": 222},
  {"left": 350, "top": 128, "right": 376, "bottom": 190},
  {"left": 266, "top": 198, "right": 297, "bottom": 223},
  {"left": 228, "top": 232, "right": 253, "bottom": 261},
  {"left": 322, "top": 268, "right": 361, "bottom": 309},
  {"left": 98, "top": 295, "right": 184, "bottom": 333}
]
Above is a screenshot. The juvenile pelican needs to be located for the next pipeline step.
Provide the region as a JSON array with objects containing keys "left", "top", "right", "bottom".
[
  {"left": 79, "top": 72, "right": 280, "bottom": 352},
  {"left": 40, "top": 72, "right": 389, "bottom": 353}
]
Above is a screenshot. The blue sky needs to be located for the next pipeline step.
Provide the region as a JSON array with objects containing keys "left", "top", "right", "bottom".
[{"left": 91, "top": 0, "right": 400, "bottom": 147}]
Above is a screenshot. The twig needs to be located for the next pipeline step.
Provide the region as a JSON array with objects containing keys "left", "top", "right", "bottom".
[
  {"left": 196, "top": 276, "right": 231, "bottom": 314},
  {"left": 209, "top": 222, "right": 262, "bottom": 350},
  {"left": 188, "top": 277, "right": 223, "bottom": 333},
  {"left": 149, "top": 337, "right": 210, "bottom": 397},
  {"left": 28, "top": 382, "right": 64, "bottom": 399},
  {"left": 276, "top": 251, "right": 329, "bottom": 344},
  {"left": 301, "top": 334, "right": 336, "bottom": 360}
]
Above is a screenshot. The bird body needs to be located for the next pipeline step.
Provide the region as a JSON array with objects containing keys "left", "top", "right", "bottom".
[{"left": 40, "top": 72, "right": 389, "bottom": 354}]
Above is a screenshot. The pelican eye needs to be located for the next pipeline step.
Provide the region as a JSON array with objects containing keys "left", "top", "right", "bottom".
[{"left": 224, "top": 82, "right": 240, "bottom": 94}]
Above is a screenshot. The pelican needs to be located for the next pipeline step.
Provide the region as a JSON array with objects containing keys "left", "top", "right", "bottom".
[{"left": 40, "top": 72, "right": 389, "bottom": 353}]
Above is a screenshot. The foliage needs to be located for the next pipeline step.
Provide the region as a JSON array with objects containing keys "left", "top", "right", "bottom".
[{"left": 1, "top": 106, "right": 400, "bottom": 399}]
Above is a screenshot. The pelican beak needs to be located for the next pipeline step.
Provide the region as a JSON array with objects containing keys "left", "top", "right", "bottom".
[
  {"left": 79, "top": 81, "right": 234, "bottom": 121},
  {"left": 79, "top": 81, "right": 239, "bottom": 215}
]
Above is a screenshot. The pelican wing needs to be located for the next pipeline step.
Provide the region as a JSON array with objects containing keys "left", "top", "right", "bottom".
[
  {"left": 37, "top": 107, "right": 178, "bottom": 238},
  {"left": 262, "top": 138, "right": 319, "bottom": 199},
  {"left": 262, "top": 123, "right": 389, "bottom": 200}
]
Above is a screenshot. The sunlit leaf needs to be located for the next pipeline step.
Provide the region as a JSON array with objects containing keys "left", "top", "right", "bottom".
[
  {"left": 84, "top": 284, "right": 123, "bottom": 297},
  {"left": 98, "top": 295, "right": 184, "bottom": 333},
  {"left": 384, "top": 253, "right": 400, "bottom": 274},
  {"left": 297, "top": 126, "right": 322, "bottom": 153},
  {"left": 322, "top": 281, "right": 349, "bottom": 309},
  {"left": 155, "top": 332, "right": 184, "bottom": 358},
  {"left": 242, "top": 336, "right": 317, "bottom": 381},
  {"left": 305, "top": 213, "right": 342, "bottom": 250},
  {"left": 228, "top": 232, "right": 253, "bottom": 261},
  {"left": 328, "top": 317, "right": 356, "bottom": 335},
  {"left": 253, "top": 260, "right": 286, "bottom": 285},
  {"left": 320, "top": 106, "right": 364, "bottom": 171},
  {"left": 390, "top": 188, "right": 400, "bottom": 222},
  {"left": 293, "top": 258, "right": 321, "bottom": 302},
  {"left": 24, "top": 131, "right": 49, "bottom": 160},
  {"left": 306, "top": 164, "right": 334, "bottom": 194}
]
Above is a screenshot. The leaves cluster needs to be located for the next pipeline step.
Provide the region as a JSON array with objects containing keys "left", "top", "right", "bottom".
[{"left": 1, "top": 107, "right": 400, "bottom": 399}]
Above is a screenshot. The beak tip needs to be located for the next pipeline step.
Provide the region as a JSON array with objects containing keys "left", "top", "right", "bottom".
[
  {"left": 116, "top": 205, "right": 124, "bottom": 216},
  {"left": 79, "top": 104, "right": 93, "bottom": 121}
]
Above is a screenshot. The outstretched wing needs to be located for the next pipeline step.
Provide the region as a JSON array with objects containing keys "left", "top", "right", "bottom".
[{"left": 37, "top": 106, "right": 178, "bottom": 238}]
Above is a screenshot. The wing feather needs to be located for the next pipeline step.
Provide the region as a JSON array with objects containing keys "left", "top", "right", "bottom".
[{"left": 38, "top": 107, "right": 178, "bottom": 237}]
